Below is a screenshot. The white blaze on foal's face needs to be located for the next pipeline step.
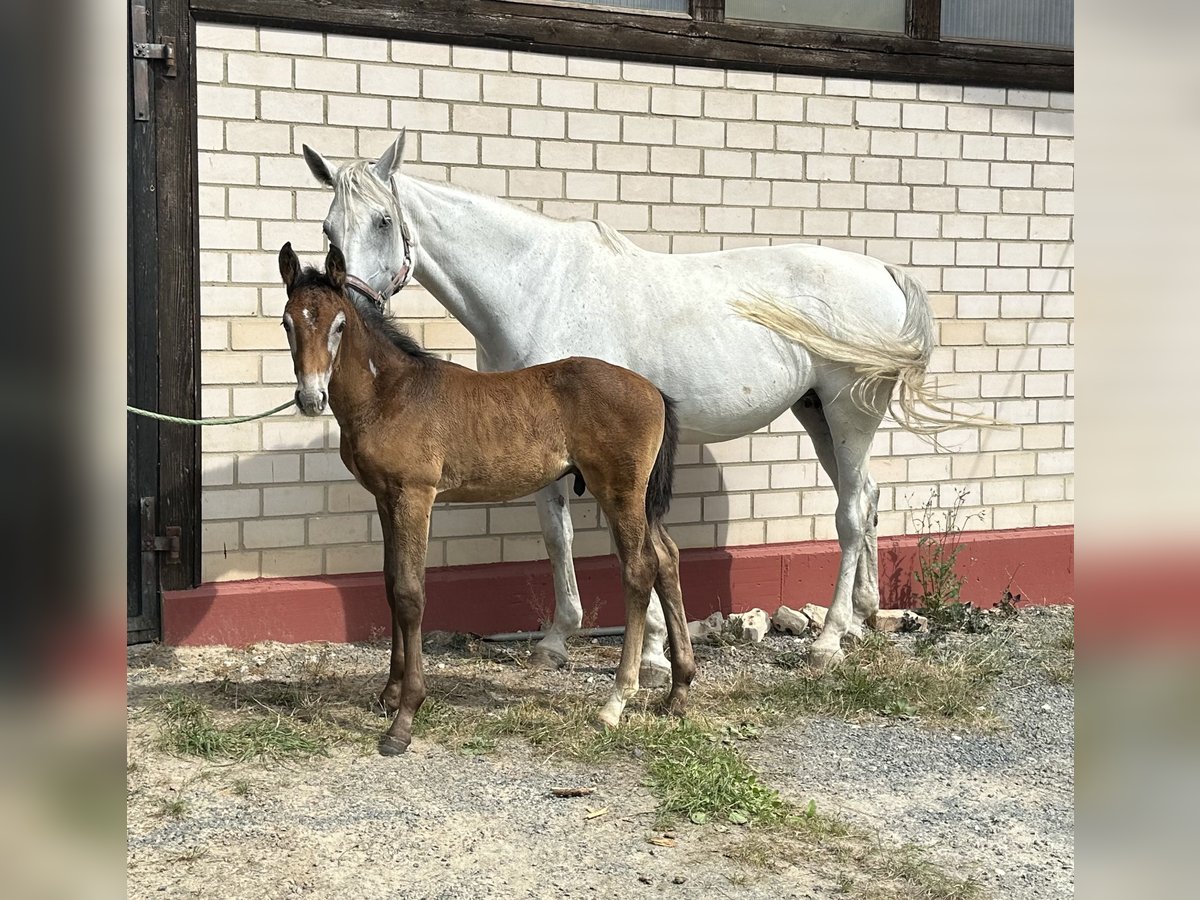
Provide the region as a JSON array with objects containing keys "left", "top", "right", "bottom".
[{"left": 282, "top": 298, "right": 346, "bottom": 416}]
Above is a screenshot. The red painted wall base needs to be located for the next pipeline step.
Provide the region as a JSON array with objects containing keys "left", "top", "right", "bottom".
[{"left": 162, "top": 526, "right": 1073, "bottom": 646}]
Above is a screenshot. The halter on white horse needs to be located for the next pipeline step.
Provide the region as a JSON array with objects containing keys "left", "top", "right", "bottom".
[{"left": 304, "top": 130, "right": 970, "bottom": 675}]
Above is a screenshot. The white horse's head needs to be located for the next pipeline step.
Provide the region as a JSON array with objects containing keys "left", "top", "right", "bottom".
[{"left": 302, "top": 130, "right": 413, "bottom": 310}]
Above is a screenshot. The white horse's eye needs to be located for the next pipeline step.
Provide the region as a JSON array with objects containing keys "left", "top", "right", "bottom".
[{"left": 379, "top": 214, "right": 392, "bottom": 229}]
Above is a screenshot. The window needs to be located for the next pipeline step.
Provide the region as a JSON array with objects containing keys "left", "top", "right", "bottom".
[
  {"left": 941, "top": 0, "right": 1073, "bottom": 49},
  {"left": 726, "top": 0, "right": 906, "bottom": 34}
]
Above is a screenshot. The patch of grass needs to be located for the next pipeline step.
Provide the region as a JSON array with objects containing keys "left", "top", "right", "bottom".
[
  {"left": 154, "top": 693, "right": 341, "bottom": 761},
  {"left": 156, "top": 797, "right": 189, "bottom": 819},
  {"left": 230, "top": 778, "right": 251, "bottom": 797},
  {"left": 728, "top": 826, "right": 980, "bottom": 900},
  {"left": 912, "top": 488, "right": 982, "bottom": 615},
  {"left": 713, "top": 633, "right": 1002, "bottom": 728},
  {"left": 864, "top": 843, "right": 983, "bottom": 900}
]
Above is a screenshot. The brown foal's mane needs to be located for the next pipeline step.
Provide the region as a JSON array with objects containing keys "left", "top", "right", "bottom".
[{"left": 292, "top": 265, "right": 438, "bottom": 364}]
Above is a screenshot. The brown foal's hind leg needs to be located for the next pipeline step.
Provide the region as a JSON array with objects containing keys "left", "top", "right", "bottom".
[
  {"left": 376, "top": 500, "right": 404, "bottom": 715},
  {"left": 651, "top": 523, "right": 696, "bottom": 716},
  {"left": 378, "top": 486, "right": 436, "bottom": 756},
  {"left": 595, "top": 499, "right": 658, "bottom": 729}
]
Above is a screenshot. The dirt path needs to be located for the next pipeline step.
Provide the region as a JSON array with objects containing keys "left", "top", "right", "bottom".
[{"left": 127, "top": 608, "right": 1073, "bottom": 899}]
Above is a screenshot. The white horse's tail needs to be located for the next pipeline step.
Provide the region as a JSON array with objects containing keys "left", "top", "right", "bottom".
[{"left": 730, "top": 265, "right": 995, "bottom": 435}]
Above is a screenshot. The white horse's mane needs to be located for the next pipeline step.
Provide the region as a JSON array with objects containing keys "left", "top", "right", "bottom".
[{"left": 335, "top": 160, "right": 634, "bottom": 257}]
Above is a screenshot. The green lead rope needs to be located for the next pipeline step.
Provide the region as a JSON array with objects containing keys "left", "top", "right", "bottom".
[{"left": 126, "top": 399, "right": 297, "bottom": 426}]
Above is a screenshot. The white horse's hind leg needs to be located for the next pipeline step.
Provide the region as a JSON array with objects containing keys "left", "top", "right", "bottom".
[
  {"left": 529, "top": 481, "right": 583, "bottom": 669},
  {"left": 794, "top": 392, "right": 885, "bottom": 668},
  {"left": 852, "top": 477, "right": 881, "bottom": 628},
  {"left": 639, "top": 591, "right": 672, "bottom": 688}
]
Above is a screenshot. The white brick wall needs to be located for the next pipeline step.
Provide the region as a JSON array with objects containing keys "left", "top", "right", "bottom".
[{"left": 195, "top": 24, "right": 1075, "bottom": 582}]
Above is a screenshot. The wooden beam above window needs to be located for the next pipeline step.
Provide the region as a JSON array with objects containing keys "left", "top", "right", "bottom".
[{"left": 192, "top": 0, "right": 1071, "bottom": 91}]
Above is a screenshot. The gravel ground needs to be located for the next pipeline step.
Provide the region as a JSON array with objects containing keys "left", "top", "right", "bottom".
[
  {"left": 746, "top": 607, "right": 1075, "bottom": 900},
  {"left": 127, "top": 607, "right": 1073, "bottom": 899}
]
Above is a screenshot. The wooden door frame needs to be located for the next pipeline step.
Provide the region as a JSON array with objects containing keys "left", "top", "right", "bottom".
[{"left": 128, "top": 0, "right": 200, "bottom": 641}]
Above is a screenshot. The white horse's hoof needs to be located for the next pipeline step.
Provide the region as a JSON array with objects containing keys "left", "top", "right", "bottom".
[
  {"left": 846, "top": 621, "right": 866, "bottom": 641},
  {"left": 809, "top": 644, "right": 846, "bottom": 670},
  {"left": 529, "top": 644, "right": 568, "bottom": 670},
  {"left": 638, "top": 662, "right": 671, "bottom": 689}
]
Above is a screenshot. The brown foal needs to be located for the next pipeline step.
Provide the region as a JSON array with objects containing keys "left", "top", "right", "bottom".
[{"left": 279, "top": 244, "right": 696, "bottom": 755}]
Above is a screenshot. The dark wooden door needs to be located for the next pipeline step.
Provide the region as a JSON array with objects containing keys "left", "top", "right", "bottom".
[{"left": 128, "top": 0, "right": 199, "bottom": 643}]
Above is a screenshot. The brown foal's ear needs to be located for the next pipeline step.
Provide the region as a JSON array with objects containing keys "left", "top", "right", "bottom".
[
  {"left": 325, "top": 244, "right": 348, "bottom": 292},
  {"left": 278, "top": 242, "right": 301, "bottom": 292}
]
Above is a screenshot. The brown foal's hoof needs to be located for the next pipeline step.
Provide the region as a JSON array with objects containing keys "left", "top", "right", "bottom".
[{"left": 378, "top": 733, "right": 411, "bottom": 756}]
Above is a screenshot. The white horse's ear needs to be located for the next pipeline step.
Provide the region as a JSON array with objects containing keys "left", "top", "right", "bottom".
[
  {"left": 374, "top": 130, "right": 407, "bottom": 181},
  {"left": 302, "top": 144, "right": 336, "bottom": 187}
]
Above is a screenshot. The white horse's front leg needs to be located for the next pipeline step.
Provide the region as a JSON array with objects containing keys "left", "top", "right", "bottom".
[{"left": 529, "top": 481, "right": 583, "bottom": 669}]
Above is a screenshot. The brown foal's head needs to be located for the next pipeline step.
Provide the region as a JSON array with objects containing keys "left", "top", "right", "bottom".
[{"left": 279, "top": 242, "right": 351, "bottom": 416}]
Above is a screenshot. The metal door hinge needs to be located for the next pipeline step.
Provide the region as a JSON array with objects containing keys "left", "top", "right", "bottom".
[
  {"left": 132, "top": 41, "right": 176, "bottom": 76},
  {"left": 140, "top": 497, "right": 182, "bottom": 564},
  {"left": 131, "top": 2, "right": 176, "bottom": 122}
]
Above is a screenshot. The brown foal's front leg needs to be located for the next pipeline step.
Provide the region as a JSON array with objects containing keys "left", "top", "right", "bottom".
[
  {"left": 378, "top": 486, "right": 436, "bottom": 757},
  {"left": 376, "top": 500, "right": 404, "bottom": 715}
]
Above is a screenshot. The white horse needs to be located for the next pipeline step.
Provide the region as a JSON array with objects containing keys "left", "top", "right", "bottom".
[{"left": 303, "top": 130, "right": 949, "bottom": 674}]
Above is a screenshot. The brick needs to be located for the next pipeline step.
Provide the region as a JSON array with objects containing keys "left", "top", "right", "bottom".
[
  {"left": 902, "top": 103, "right": 947, "bottom": 130},
  {"left": 621, "top": 175, "right": 671, "bottom": 203},
  {"left": 649, "top": 87, "right": 701, "bottom": 118},
  {"left": 871, "top": 131, "right": 916, "bottom": 156},
  {"left": 958, "top": 137, "right": 1005, "bottom": 166},
  {"left": 596, "top": 144, "right": 648, "bottom": 173},
  {"left": 751, "top": 435, "right": 797, "bottom": 461},
  {"left": 704, "top": 90, "right": 753, "bottom": 120},
  {"left": 705, "top": 207, "right": 752, "bottom": 233},
  {"left": 452, "top": 45, "right": 509, "bottom": 71},
  {"left": 804, "top": 156, "right": 852, "bottom": 181},
  {"left": 203, "top": 488, "right": 260, "bottom": 520},
  {"left": 227, "top": 187, "right": 291, "bottom": 219},
  {"left": 542, "top": 78, "right": 595, "bottom": 110},
  {"left": 569, "top": 57, "right": 622, "bottom": 80},
  {"left": 820, "top": 183, "right": 865, "bottom": 209},
  {"left": 992, "top": 108, "right": 1034, "bottom": 134},
  {"left": 260, "top": 28, "right": 324, "bottom": 56},
  {"left": 309, "top": 515, "right": 371, "bottom": 545},
  {"left": 805, "top": 97, "right": 853, "bottom": 125},
  {"left": 917, "top": 132, "right": 960, "bottom": 158},
  {"left": 482, "top": 73, "right": 538, "bottom": 106},
  {"left": 196, "top": 23, "right": 256, "bottom": 50},
  {"left": 855, "top": 100, "right": 900, "bottom": 128},
  {"left": 854, "top": 157, "right": 902, "bottom": 183},
  {"left": 511, "top": 108, "right": 565, "bottom": 138},
  {"left": 724, "top": 122, "right": 773, "bottom": 150},
  {"left": 567, "top": 172, "right": 618, "bottom": 201},
  {"left": 947, "top": 105, "right": 991, "bottom": 133},
  {"left": 226, "top": 53, "right": 291, "bottom": 88},
  {"left": 703, "top": 150, "right": 752, "bottom": 178},
  {"left": 598, "top": 83, "right": 650, "bottom": 113},
  {"left": 421, "top": 133, "right": 478, "bottom": 165},
  {"left": 623, "top": 115, "right": 673, "bottom": 145},
  {"left": 650, "top": 146, "right": 701, "bottom": 175},
  {"left": 568, "top": 112, "right": 620, "bottom": 142},
  {"left": 754, "top": 209, "right": 802, "bottom": 235},
  {"left": 197, "top": 85, "right": 256, "bottom": 119},
  {"left": 623, "top": 61, "right": 673, "bottom": 84},
  {"left": 360, "top": 64, "right": 420, "bottom": 98},
  {"left": 716, "top": 465, "right": 767, "bottom": 492},
  {"left": 260, "top": 91, "right": 322, "bottom": 124},
  {"left": 422, "top": 70, "right": 480, "bottom": 102},
  {"left": 540, "top": 140, "right": 593, "bottom": 170},
  {"left": 327, "top": 34, "right": 388, "bottom": 61},
  {"left": 429, "top": 507, "right": 488, "bottom": 538},
  {"left": 676, "top": 119, "right": 725, "bottom": 148}
]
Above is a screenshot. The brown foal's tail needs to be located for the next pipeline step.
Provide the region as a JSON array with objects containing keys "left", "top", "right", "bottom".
[{"left": 645, "top": 393, "right": 679, "bottom": 525}]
